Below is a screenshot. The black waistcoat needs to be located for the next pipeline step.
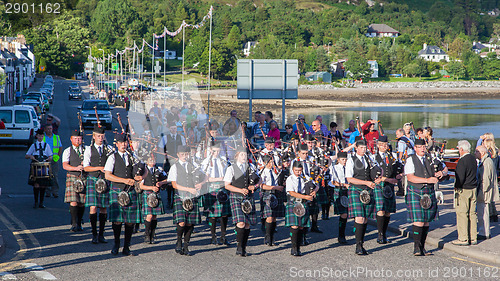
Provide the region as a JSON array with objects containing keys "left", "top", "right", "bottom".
[
  {"left": 408, "top": 154, "right": 435, "bottom": 188},
  {"left": 231, "top": 164, "right": 249, "bottom": 189},
  {"left": 112, "top": 152, "right": 133, "bottom": 189},
  {"left": 175, "top": 162, "right": 194, "bottom": 188},
  {"left": 165, "top": 134, "right": 182, "bottom": 155},
  {"left": 352, "top": 155, "right": 372, "bottom": 181},
  {"left": 68, "top": 146, "right": 84, "bottom": 176},
  {"left": 89, "top": 145, "right": 108, "bottom": 178},
  {"left": 375, "top": 152, "right": 396, "bottom": 178}
]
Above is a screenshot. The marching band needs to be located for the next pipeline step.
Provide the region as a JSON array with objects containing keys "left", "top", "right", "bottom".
[{"left": 45, "top": 111, "right": 451, "bottom": 258}]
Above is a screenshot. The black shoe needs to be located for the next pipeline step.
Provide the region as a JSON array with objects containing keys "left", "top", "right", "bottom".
[
  {"left": 76, "top": 225, "right": 83, "bottom": 232},
  {"left": 414, "top": 245, "right": 423, "bottom": 256},
  {"left": 144, "top": 235, "right": 151, "bottom": 244},
  {"left": 264, "top": 235, "right": 270, "bottom": 246},
  {"left": 310, "top": 227, "right": 323, "bottom": 233},
  {"left": 236, "top": 248, "right": 242, "bottom": 256},
  {"left": 70, "top": 226, "right": 77, "bottom": 232},
  {"left": 338, "top": 236, "right": 348, "bottom": 245},
  {"left": 92, "top": 235, "right": 99, "bottom": 244},
  {"left": 383, "top": 236, "right": 390, "bottom": 244},
  {"left": 477, "top": 235, "right": 489, "bottom": 240},
  {"left": 53, "top": 194, "right": 59, "bottom": 198},
  {"left": 291, "top": 248, "right": 301, "bottom": 256},
  {"left": 111, "top": 244, "right": 119, "bottom": 255},
  {"left": 356, "top": 243, "right": 368, "bottom": 255},
  {"left": 38, "top": 204, "right": 46, "bottom": 209},
  {"left": 122, "top": 246, "right": 131, "bottom": 256},
  {"left": 240, "top": 249, "right": 247, "bottom": 257},
  {"left": 420, "top": 247, "right": 433, "bottom": 256},
  {"left": 182, "top": 247, "right": 192, "bottom": 256},
  {"left": 211, "top": 237, "right": 218, "bottom": 245},
  {"left": 377, "top": 233, "right": 386, "bottom": 244},
  {"left": 219, "top": 237, "right": 230, "bottom": 246},
  {"left": 133, "top": 224, "right": 139, "bottom": 233},
  {"left": 98, "top": 236, "right": 107, "bottom": 243}
]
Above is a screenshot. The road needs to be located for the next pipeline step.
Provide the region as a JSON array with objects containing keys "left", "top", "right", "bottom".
[{"left": 0, "top": 78, "right": 498, "bottom": 280}]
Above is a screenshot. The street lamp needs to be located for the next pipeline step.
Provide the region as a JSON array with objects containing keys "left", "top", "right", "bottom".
[{"left": 98, "top": 49, "right": 105, "bottom": 92}]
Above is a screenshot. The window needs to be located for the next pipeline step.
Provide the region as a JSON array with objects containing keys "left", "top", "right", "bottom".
[
  {"left": 0, "top": 110, "right": 12, "bottom": 123},
  {"left": 15, "top": 110, "right": 30, "bottom": 124}
]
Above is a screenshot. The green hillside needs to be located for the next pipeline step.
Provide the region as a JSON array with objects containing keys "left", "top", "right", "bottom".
[{"left": 2, "top": 0, "right": 500, "bottom": 79}]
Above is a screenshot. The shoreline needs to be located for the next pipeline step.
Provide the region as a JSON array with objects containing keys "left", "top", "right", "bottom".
[{"left": 194, "top": 87, "right": 500, "bottom": 117}]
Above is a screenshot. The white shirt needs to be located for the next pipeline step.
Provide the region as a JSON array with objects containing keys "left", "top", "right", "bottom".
[
  {"left": 83, "top": 143, "right": 105, "bottom": 167},
  {"left": 62, "top": 145, "right": 84, "bottom": 163},
  {"left": 166, "top": 160, "right": 189, "bottom": 182},
  {"left": 26, "top": 141, "right": 53, "bottom": 157},
  {"left": 404, "top": 154, "right": 445, "bottom": 175},
  {"left": 286, "top": 174, "right": 311, "bottom": 194},
  {"left": 330, "top": 163, "right": 347, "bottom": 185},
  {"left": 261, "top": 168, "right": 278, "bottom": 186},
  {"left": 201, "top": 157, "right": 226, "bottom": 178},
  {"left": 104, "top": 151, "right": 129, "bottom": 172},
  {"left": 345, "top": 153, "right": 369, "bottom": 178},
  {"left": 290, "top": 157, "right": 313, "bottom": 176}
]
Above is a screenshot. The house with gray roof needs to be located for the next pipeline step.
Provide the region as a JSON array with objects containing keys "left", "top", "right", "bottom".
[
  {"left": 418, "top": 43, "right": 449, "bottom": 62},
  {"left": 365, "top": 24, "right": 400, "bottom": 38}
]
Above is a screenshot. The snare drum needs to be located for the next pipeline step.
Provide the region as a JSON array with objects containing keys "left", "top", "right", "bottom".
[{"left": 30, "top": 162, "right": 52, "bottom": 180}]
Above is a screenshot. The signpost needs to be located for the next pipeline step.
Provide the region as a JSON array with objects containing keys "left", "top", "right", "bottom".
[{"left": 237, "top": 59, "right": 298, "bottom": 127}]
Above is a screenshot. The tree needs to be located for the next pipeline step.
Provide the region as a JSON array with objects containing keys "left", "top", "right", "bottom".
[
  {"left": 446, "top": 61, "right": 467, "bottom": 79},
  {"left": 466, "top": 55, "right": 483, "bottom": 78},
  {"left": 448, "top": 35, "right": 471, "bottom": 59},
  {"left": 344, "top": 51, "right": 372, "bottom": 80},
  {"left": 483, "top": 53, "right": 500, "bottom": 79},
  {"left": 403, "top": 63, "right": 420, "bottom": 77}
]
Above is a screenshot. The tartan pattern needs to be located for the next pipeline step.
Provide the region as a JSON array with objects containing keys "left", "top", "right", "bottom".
[
  {"left": 108, "top": 184, "right": 142, "bottom": 224},
  {"left": 347, "top": 185, "right": 375, "bottom": 218},
  {"left": 173, "top": 195, "right": 201, "bottom": 225},
  {"left": 259, "top": 191, "right": 285, "bottom": 218},
  {"left": 64, "top": 174, "right": 86, "bottom": 204},
  {"left": 405, "top": 184, "right": 439, "bottom": 223},
  {"left": 373, "top": 182, "right": 397, "bottom": 214},
  {"left": 203, "top": 183, "right": 232, "bottom": 217},
  {"left": 141, "top": 190, "right": 165, "bottom": 216},
  {"left": 333, "top": 187, "right": 349, "bottom": 215},
  {"left": 315, "top": 185, "right": 329, "bottom": 205},
  {"left": 229, "top": 192, "right": 257, "bottom": 225},
  {"left": 285, "top": 201, "right": 311, "bottom": 227},
  {"left": 85, "top": 177, "right": 110, "bottom": 208}
]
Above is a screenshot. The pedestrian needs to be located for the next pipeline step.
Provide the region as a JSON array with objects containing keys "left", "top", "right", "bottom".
[
  {"left": 452, "top": 140, "right": 478, "bottom": 246},
  {"left": 475, "top": 145, "right": 499, "bottom": 240},
  {"left": 45, "top": 113, "right": 61, "bottom": 135},
  {"left": 43, "top": 123, "right": 63, "bottom": 198}
]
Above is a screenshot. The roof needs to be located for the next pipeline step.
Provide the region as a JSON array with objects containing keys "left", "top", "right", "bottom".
[
  {"left": 473, "top": 42, "right": 487, "bottom": 50},
  {"left": 418, "top": 45, "right": 447, "bottom": 55},
  {"left": 367, "top": 24, "right": 399, "bottom": 34}
]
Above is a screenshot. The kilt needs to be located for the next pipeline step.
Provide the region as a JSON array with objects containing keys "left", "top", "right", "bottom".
[
  {"left": 315, "top": 185, "right": 329, "bottom": 205},
  {"left": 333, "top": 187, "right": 349, "bottom": 215},
  {"left": 173, "top": 195, "right": 201, "bottom": 225},
  {"left": 203, "top": 182, "right": 231, "bottom": 217},
  {"left": 260, "top": 191, "right": 285, "bottom": 218},
  {"left": 230, "top": 192, "right": 257, "bottom": 225},
  {"left": 373, "top": 182, "right": 396, "bottom": 215},
  {"left": 285, "top": 201, "right": 311, "bottom": 227},
  {"left": 308, "top": 199, "right": 319, "bottom": 215},
  {"left": 405, "top": 184, "right": 439, "bottom": 223},
  {"left": 109, "top": 184, "right": 142, "bottom": 224},
  {"left": 85, "top": 176, "right": 110, "bottom": 208},
  {"left": 142, "top": 190, "right": 165, "bottom": 216},
  {"left": 348, "top": 185, "right": 375, "bottom": 218},
  {"left": 64, "top": 174, "right": 86, "bottom": 204}
]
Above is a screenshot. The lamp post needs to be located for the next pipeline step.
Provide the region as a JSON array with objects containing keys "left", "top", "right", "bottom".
[
  {"left": 85, "top": 46, "right": 92, "bottom": 81},
  {"left": 327, "top": 42, "right": 331, "bottom": 53},
  {"left": 98, "top": 49, "right": 105, "bottom": 92}
]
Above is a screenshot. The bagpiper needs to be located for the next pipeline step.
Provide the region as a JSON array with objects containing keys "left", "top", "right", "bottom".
[
  {"left": 62, "top": 129, "right": 87, "bottom": 232},
  {"left": 260, "top": 154, "right": 285, "bottom": 246},
  {"left": 83, "top": 125, "right": 111, "bottom": 244},
  {"left": 330, "top": 151, "right": 350, "bottom": 244}
]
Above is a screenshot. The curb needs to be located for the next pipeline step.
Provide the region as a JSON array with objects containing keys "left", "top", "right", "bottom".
[{"left": 368, "top": 220, "right": 500, "bottom": 266}]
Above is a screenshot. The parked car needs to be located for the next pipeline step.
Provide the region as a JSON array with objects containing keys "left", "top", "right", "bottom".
[
  {"left": 0, "top": 105, "right": 40, "bottom": 146},
  {"left": 40, "top": 88, "right": 53, "bottom": 103},
  {"left": 78, "top": 99, "right": 113, "bottom": 129},
  {"left": 23, "top": 94, "right": 47, "bottom": 112},
  {"left": 68, "top": 89, "right": 83, "bottom": 100}
]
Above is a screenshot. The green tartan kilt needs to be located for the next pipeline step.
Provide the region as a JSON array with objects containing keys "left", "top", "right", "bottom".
[
  {"left": 141, "top": 190, "right": 165, "bottom": 216},
  {"left": 348, "top": 185, "right": 375, "bottom": 218},
  {"left": 333, "top": 187, "right": 349, "bottom": 215},
  {"left": 64, "top": 174, "right": 86, "bottom": 204},
  {"left": 315, "top": 185, "right": 329, "bottom": 205},
  {"left": 373, "top": 182, "right": 397, "bottom": 215},
  {"left": 405, "top": 184, "right": 439, "bottom": 223},
  {"left": 230, "top": 192, "right": 257, "bottom": 225},
  {"left": 173, "top": 195, "right": 201, "bottom": 225},
  {"left": 203, "top": 182, "right": 231, "bottom": 217},
  {"left": 285, "top": 201, "right": 311, "bottom": 227},
  {"left": 108, "top": 184, "right": 142, "bottom": 224},
  {"left": 85, "top": 177, "right": 110, "bottom": 208},
  {"left": 259, "top": 190, "right": 285, "bottom": 219}
]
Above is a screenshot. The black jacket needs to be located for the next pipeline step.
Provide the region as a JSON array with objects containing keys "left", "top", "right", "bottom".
[{"left": 454, "top": 153, "right": 478, "bottom": 189}]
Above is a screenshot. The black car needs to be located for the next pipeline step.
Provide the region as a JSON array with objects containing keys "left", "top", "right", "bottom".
[{"left": 68, "top": 89, "right": 83, "bottom": 100}]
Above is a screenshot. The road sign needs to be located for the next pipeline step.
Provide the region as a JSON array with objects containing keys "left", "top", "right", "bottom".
[
  {"left": 84, "top": 62, "right": 94, "bottom": 69},
  {"left": 97, "top": 64, "right": 103, "bottom": 72},
  {"left": 112, "top": 63, "right": 119, "bottom": 71},
  {"left": 39, "top": 65, "right": 45, "bottom": 71},
  {"left": 154, "top": 65, "right": 161, "bottom": 74},
  {"left": 129, "top": 78, "right": 139, "bottom": 86}
]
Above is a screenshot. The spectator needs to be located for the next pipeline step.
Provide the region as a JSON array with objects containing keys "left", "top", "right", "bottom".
[
  {"left": 396, "top": 128, "right": 414, "bottom": 161},
  {"left": 251, "top": 113, "right": 269, "bottom": 149},
  {"left": 452, "top": 140, "right": 478, "bottom": 246},
  {"left": 292, "top": 114, "right": 310, "bottom": 136},
  {"left": 43, "top": 124, "right": 63, "bottom": 198},
  {"left": 476, "top": 145, "right": 499, "bottom": 240},
  {"left": 264, "top": 111, "right": 274, "bottom": 126},
  {"left": 45, "top": 114, "right": 61, "bottom": 135},
  {"left": 254, "top": 111, "right": 262, "bottom": 122},
  {"left": 149, "top": 102, "right": 162, "bottom": 120},
  {"left": 329, "top": 122, "right": 344, "bottom": 149},
  {"left": 223, "top": 110, "right": 241, "bottom": 136},
  {"left": 281, "top": 124, "right": 294, "bottom": 147},
  {"left": 197, "top": 107, "right": 209, "bottom": 129},
  {"left": 403, "top": 122, "right": 415, "bottom": 142},
  {"left": 310, "top": 115, "right": 329, "bottom": 136},
  {"left": 361, "top": 119, "right": 380, "bottom": 153},
  {"left": 267, "top": 120, "right": 281, "bottom": 148},
  {"left": 342, "top": 120, "right": 356, "bottom": 143},
  {"left": 415, "top": 128, "right": 424, "bottom": 139}
]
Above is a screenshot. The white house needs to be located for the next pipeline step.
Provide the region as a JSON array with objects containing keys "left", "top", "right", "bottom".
[
  {"left": 367, "top": 60, "right": 379, "bottom": 78},
  {"left": 417, "top": 43, "right": 449, "bottom": 62},
  {"left": 365, "top": 24, "right": 400, "bottom": 38},
  {"left": 243, "top": 41, "right": 257, "bottom": 57}
]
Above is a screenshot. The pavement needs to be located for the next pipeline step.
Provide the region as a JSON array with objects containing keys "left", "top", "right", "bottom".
[{"left": 369, "top": 181, "right": 500, "bottom": 265}]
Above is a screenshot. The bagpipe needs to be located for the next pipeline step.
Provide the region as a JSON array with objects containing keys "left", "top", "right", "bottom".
[{"left": 146, "top": 166, "right": 168, "bottom": 208}]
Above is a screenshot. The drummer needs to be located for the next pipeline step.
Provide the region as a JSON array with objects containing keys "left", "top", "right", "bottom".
[
  {"left": 25, "top": 128, "right": 53, "bottom": 208},
  {"left": 62, "top": 130, "right": 87, "bottom": 231}
]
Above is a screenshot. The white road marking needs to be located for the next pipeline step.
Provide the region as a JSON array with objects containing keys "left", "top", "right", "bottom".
[
  {"left": 0, "top": 272, "right": 17, "bottom": 280},
  {"left": 21, "top": 263, "right": 57, "bottom": 280}
]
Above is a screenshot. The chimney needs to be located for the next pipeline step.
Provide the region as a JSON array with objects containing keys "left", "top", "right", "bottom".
[{"left": 423, "top": 43, "right": 427, "bottom": 50}]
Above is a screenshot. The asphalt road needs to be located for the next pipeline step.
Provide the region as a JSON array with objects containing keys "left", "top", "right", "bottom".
[{"left": 0, "top": 79, "right": 499, "bottom": 280}]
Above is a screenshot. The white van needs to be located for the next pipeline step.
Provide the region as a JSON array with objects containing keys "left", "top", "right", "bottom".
[{"left": 0, "top": 105, "right": 40, "bottom": 146}]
